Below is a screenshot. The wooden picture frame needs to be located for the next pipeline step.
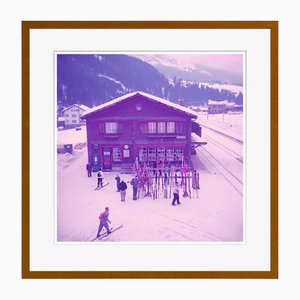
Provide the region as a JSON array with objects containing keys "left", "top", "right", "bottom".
[{"left": 22, "top": 21, "right": 278, "bottom": 279}]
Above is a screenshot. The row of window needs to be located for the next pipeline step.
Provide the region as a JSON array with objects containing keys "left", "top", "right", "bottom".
[
  {"left": 147, "top": 122, "right": 175, "bottom": 134},
  {"left": 139, "top": 147, "right": 183, "bottom": 162},
  {"left": 65, "top": 120, "right": 79, "bottom": 124},
  {"left": 65, "top": 114, "right": 78, "bottom": 118},
  {"left": 108, "top": 147, "right": 184, "bottom": 162},
  {"left": 101, "top": 122, "right": 184, "bottom": 134}
]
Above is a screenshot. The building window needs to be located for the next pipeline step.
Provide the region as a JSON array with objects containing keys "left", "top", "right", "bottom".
[
  {"left": 72, "top": 114, "right": 77, "bottom": 118},
  {"left": 148, "top": 122, "right": 156, "bottom": 133},
  {"left": 157, "top": 147, "right": 165, "bottom": 161},
  {"left": 65, "top": 114, "right": 69, "bottom": 117},
  {"left": 136, "top": 104, "right": 142, "bottom": 111},
  {"left": 174, "top": 148, "right": 183, "bottom": 161},
  {"left": 166, "top": 147, "right": 175, "bottom": 161},
  {"left": 167, "top": 122, "right": 175, "bottom": 133},
  {"left": 123, "top": 149, "right": 130, "bottom": 158},
  {"left": 157, "top": 122, "right": 166, "bottom": 133},
  {"left": 105, "top": 122, "right": 118, "bottom": 134},
  {"left": 65, "top": 120, "right": 69, "bottom": 123},
  {"left": 112, "top": 148, "right": 121, "bottom": 162},
  {"left": 139, "top": 148, "right": 147, "bottom": 162},
  {"left": 148, "top": 147, "right": 156, "bottom": 161},
  {"left": 72, "top": 120, "right": 77, "bottom": 123}
]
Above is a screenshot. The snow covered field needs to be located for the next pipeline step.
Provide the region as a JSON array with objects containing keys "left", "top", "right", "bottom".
[
  {"left": 197, "top": 112, "right": 243, "bottom": 141},
  {"left": 57, "top": 117, "right": 243, "bottom": 243}
]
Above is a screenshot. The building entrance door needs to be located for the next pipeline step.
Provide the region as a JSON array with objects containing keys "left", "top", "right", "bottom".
[
  {"left": 103, "top": 147, "right": 112, "bottom": 170},
  {"left": 92, "top": 152, "right": 101, "bottom": 172}
]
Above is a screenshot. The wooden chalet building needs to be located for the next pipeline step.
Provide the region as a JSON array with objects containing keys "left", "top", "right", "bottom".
[{"left": 81, "top": 91, "right": 201, "bottom": 172}]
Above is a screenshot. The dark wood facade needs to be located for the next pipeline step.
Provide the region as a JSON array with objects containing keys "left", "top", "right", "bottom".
[{"left": 82, "top": 92, "right": 198, "bottom": 172}]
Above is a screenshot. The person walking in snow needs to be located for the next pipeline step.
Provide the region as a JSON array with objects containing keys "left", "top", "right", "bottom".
[
  {"left": 97, "top": 169, "right": 104, "bottom": 188},
  {"left": 130, "top": 175, "right": 139, "bottom": 200},
  {"left": 96, "top": 207, "right": 111, "bottom": 238},
  {"left": 115, "top": 174, "right": 121, "bottom": 192},
  {"left": 119, "top": 180, "right": 128, "bottom": 202},
  {"left": 172, "top": 182, "right": 181, "bottom": 206}
]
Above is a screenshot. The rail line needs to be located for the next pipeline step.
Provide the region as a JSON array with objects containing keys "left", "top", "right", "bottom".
[
  {"left": 202, "top": 133, "right": 243, "bottom": 163},
  {"left": 197, "top": 146, "right": 243, "bottom": 196}
]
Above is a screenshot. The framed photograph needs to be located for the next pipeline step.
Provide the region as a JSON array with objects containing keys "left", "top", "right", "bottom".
[{"left": 22, "top": 21, "right": 278, "bottom": 278}]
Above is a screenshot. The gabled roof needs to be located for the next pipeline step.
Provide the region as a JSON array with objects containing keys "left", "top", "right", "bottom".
[
  {"left": 81, "top": 91, "right": 198, "bottom": 119},
  {"left": 62, "top": 104, "right": 90, "bottom": 113}
]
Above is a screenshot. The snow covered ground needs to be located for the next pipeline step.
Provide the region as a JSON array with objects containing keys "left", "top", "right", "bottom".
[
  {"left": 197, "top": 112, "right": 243, "bottom": 141},
  {"left": 57, "top": 118, "right": 243, "bottom": 243}
]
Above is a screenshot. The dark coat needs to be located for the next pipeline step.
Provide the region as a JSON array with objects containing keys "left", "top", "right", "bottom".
[{"left": 119, "top": 181, "right": 127, "bottom": 191}]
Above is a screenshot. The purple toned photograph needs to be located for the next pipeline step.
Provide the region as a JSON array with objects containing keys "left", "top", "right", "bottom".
[{"left": 56, "top": 53, "right": 244, "bottom": 243}]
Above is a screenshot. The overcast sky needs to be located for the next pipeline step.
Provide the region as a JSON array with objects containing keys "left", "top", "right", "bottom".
[
  {"left": 169, "top": 54, "right": 243, "bottom": 74},
  {"left": 134, "top": 53, "right": 244, "bottom": 75}
]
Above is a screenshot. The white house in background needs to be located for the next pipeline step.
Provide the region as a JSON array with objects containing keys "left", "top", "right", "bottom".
[{"left": 62, "top": 104, "right": 90, "bottom": 127}]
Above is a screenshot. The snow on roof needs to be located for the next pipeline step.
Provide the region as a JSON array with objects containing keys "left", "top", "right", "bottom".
[
  {"left": 62, "top": 104, "right": 90, "bottom": 113},
  {"left": 79, "top": 104, "right": 90, "bottom": 111},
  {"left": 208, "top": 99, "right": 229, "bottom": 106},
  {"left": 226, "top": 102, "right": 235, "bottom": 107},
  {"left": 81, "top": 91, "right": 198, "bottom": 119}
]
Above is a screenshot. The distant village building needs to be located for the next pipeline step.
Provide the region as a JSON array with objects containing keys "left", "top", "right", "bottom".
[
  {"left": 230, "top": 104, "right": 243, "bottom": 113},
  {"left": 207, "top": 100, "right": 228, "bottom": 114},
  {"left": 81, "top": 91, "right": 202, "bottom": 172},
  {"left": 62, "top": 104, "right": 90, "bottom": 127},
  {"left": 207, "top": 99, "right": 242, "bottom": 114}
]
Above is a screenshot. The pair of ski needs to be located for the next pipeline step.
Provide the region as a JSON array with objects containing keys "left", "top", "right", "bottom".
[
  {"left": 94, "top": 182, "right": 109, "bottom": 191},
  {"left": 90, "top": 225, "right": 123, "bottom": 241}
]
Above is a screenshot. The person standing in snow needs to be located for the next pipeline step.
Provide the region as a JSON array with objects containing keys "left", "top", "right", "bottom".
[
  {"left": 97, "top": 169, "right": 104, "bottom": 188},
  {"left": 86, "top": 163, "right": 92, "bottom": 177},
  {"left": 172, "top": 182, "right": 181, "bottom": 206},
  {"left": 115, "top": 174, "right": 121, "bottom": 192},
  {"left": 119, "top": 180, "right": 128, "bottom": 202},
  {"left": 96, "top": 207, "right": 111, "bottom": 237},
  {"left": 130, "top": 175, "right": 139, "bottom": 200}
]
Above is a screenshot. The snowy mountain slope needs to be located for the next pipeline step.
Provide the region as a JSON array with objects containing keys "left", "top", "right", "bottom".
[{"left": 133, "top": 54, "right": 243, "bottom": 85}]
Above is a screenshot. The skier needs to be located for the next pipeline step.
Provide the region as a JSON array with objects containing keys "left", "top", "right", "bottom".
[
  {"left": 97, "top": 169, "right": 104, "bottom": 188},
  {"left": 96, "top": 207, "right": 111, "bottom": 238},
  {"left": 86, "top": 163, "right": 92, "bottom": 177},
  {"left": 172, "top": 182, "right": 181, "bottom": 206},
  {"left": 130, "top": 175, "right": 139, "bottom": 200},
  {"left": 115, "top": 174, "right": 121, "bottom": 192},
  {"left": 119, "top": 180, "right": 128, "bottom": 202}
]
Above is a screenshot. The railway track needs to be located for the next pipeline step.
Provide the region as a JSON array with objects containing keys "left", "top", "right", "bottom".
[
  {"left": 197, "top": 125, "right": 244, "bottom": 196},
  {"left": 197, "top": 146, "right": 243, "bottom": 196},
  {"left": 202, "top": 132, "right": 243, "bottom": 163}
]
